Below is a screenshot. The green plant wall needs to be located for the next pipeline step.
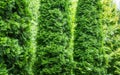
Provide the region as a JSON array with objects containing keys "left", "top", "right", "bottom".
[
  {"left": 0, "top": 0, "right": 35, "bottom": 74},
  {"left": 0, "top": 0, "right": 120, "bottom": 75},
  {"left": 35, "top": 0, "right": 74, "bottom": 75},
  {"left": 74, "top": 0, "right": 106, "bottom": 74},
  {"left": 102, "top": 0, "right": 120, "bottom": 74}
]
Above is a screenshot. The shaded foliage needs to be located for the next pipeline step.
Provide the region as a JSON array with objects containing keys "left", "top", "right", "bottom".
[
  {"left": 35, "top": 0, "right": 74, "bottom": 75},
  {"left": 74, "top": 0, "right": 106, "bottom": 75},
  {"left": 0, "top": 0, "right": 33, "bottom": 74}
]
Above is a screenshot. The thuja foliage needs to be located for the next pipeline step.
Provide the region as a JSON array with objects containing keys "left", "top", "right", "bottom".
[
  {"left": 102, "top": 0, "right": 120, "bottom": 74},
  {"left": 1, "top": 0, "right": 120, "bottom": 75},
  {"left": 35, "top": 0, "right": 74, "bottom": 75},
  {"left": 74, "top": 0, "right": 106, "bottom": 74},
  {"left": 29, "top": 0, "right": 40, "bottom": 75},
  {"left": 0, "top": 0, "right": 34, "bottom": 74}
]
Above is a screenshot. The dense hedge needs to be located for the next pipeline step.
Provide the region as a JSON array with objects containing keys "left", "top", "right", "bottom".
[
  {"left": 0, "top": 0, "right": 34, "bottom": 74},
  {"left": 0, "top": 0, "right": 120, "bottom": 75},
  {"left": 35, "top": 0, "right": 74, "bottom": 75},
  {"left": 74, "top": 0, "right": 106, "bottom": 74},
  {"left": 102, "top": 0, "right": 120, "bottom": 74}
]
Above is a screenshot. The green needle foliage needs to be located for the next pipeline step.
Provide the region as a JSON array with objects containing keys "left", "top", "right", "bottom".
[
  {"left": 0, "top": 0, "right": 120, "bottom": 75},
  {"left": 102, "top": 0, "right": 120, "bottom": 74},
  {"left": 35, "top": 0, "right": 74, "bottom": 75},
  {"left": 0, "top": 0, "right": 34, "bottom": 74},
  {"left": 0, "top": 62, "right": 8, "bottom": 75},
  {"left": 74, "top": 0, "right": 105, "bottom": 74},
  {"left": 29, "top": 0, "right": 40, "bottom": 75}
]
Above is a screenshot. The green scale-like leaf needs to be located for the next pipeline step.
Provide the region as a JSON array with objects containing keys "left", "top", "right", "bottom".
[
  {"left": 35, "top": 0, "right": 74, "bottom": 75},
  {"left": 74, "top": 0, "right": 106, "bottom": 75}
]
